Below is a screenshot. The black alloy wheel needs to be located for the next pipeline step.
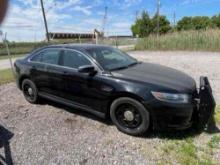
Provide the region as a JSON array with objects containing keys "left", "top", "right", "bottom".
[
  {"left": 110, "top": 97, "right": 150, "bottom": 136},
  {"left": 116, "top": 103, "right": 142, "bottom": 129},
  {"left": 22, "top": 79, "right": 39, "bottom": 103}
]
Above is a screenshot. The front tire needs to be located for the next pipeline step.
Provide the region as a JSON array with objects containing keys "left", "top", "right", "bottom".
[
  {"left": 110, "top": 97, "right": 150, "bottom": 136},
  {"left": 22, "top": 79, "right": 39, "bottom": 104}
]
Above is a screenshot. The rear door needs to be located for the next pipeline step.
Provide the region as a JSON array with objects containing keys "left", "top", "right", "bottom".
[{"left": 30, "top": 48, "right": 63, "bottom": 96}]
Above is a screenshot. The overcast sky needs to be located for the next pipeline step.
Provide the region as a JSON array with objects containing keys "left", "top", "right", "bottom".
[{"left": 0, "top": 0, "right": 219, "bottom": 41}]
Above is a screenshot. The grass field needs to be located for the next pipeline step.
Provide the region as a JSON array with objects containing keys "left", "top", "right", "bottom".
[
  {"left": 0, "top": 68, "right": 15, "bottom": 85},
  {"left": 135, "top": 29, "right": 220, "bottom": 51},
  {"left": 215, "top": 105, "right": 220, "bottom": 124},
  {"left": 158, "top": 136, "right": 220, "bottom": 165},
  {"left": 0, "top": 54, "right": 24, "bottom": 60},
  {"left": 0, "top": 42, "right": 48, "bottom": 56}
]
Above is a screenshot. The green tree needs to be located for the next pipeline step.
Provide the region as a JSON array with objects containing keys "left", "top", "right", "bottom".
[
  {"left": 177, "top": 17, "right": 194, "bottom": 31},
  {"left": 192, "top": 16, "right": 211, "bottom": 30},
  {"left": 151, "top": 14, "right": 172, "bottom": 34},
  {"left": 212, "top": 14, "right": 220, "bottom": 28},
  {"left": 131, "top": 11, "right": 151, "bottom": 37},
  {"left": 139, "top": 11, "right": 152, "bottom": 37},
  {"left": 131, "top": 11, "right": 171, "bottom": 37},
  {"left": 177, "top": 16, "right": 211, "bottom": 31},
  {"left": 131, "top": 19, "right": 142, "bottom": 37}
]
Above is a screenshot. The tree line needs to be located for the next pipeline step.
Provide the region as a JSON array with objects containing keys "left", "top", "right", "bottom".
[{"left": 131, "top": 11, "right": 220, "bottom": 37}]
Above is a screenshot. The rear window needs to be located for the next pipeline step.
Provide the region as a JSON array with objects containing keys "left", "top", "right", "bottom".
[{"left": 31, "top": 49, "right": 61, "bottom": 65}]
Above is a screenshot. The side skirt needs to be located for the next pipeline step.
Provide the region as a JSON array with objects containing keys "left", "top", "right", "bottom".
[{"left": 38, "top": 92, "right": 106, "bottom": 118}]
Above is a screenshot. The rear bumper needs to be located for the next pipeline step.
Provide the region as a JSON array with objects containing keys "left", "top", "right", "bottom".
[{"left": 144, "top": 76, "right": 216, "bottom": 131}]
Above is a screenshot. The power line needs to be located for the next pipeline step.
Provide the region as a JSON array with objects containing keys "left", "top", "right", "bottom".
[{"left": 40, "top": 0, "right": 50, "bottom": 42}]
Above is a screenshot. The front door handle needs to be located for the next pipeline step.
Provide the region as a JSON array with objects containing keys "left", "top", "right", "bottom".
[
  {"left": 63, "top": 71, "right": 70, "bottom": 75},
  {"left": 31, "top": 65, "right": 37, "bottom": 70}
]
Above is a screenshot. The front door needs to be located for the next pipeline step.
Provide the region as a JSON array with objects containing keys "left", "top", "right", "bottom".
[{"left": 60, "top": 49, "right": 107, "bottom": 112}]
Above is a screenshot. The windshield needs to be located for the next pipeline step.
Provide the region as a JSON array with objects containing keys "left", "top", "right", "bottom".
[{"left": 85, "top": 47, "right": 138, "bottom": 71}]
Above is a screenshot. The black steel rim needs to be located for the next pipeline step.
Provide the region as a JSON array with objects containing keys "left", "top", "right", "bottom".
[
  {"left": 115, "top": 103, "right": 142, "bottom": 129},
  {"left": 23, "top": 84, "right": 35, "bottom": 101}
]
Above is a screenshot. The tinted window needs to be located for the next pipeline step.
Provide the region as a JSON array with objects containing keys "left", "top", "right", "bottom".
[
  {"left": 31, "top": 49, "right": 61, "bottom": 65},
  {"left": 62, "top": 50, "right": 91, "bottom": 69},
  {"left": 85, "top": 47, "right": 137, "bottom": 71}
]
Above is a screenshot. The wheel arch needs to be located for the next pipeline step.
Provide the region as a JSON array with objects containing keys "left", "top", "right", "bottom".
[{"left": 18, "top": 75, "right": 31, "bottom": 89}]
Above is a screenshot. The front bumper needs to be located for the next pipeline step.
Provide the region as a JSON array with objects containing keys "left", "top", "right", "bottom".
[
  {"left": 145, "top": 76, "right": 216, "bottom": 131},
  {"left": 193, "top": 77, "right": 216, "bottom": 131}
]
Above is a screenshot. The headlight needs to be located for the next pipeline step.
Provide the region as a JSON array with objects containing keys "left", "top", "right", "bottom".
[{"left": 151, "top": 91, "right": 190, "bottom": 104}]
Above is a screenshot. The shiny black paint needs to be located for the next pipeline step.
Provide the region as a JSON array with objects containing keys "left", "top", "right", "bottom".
[{"left": 15, "top": 44, "right": 199, "bottom": 130}]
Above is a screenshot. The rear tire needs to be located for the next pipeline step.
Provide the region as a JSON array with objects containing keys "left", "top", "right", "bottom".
[
  {"left": 110, "top": 97, "right": 150, "bottom": 136},
  {"left": 22, "top": 79, "right": 39, "bottom": 104}
]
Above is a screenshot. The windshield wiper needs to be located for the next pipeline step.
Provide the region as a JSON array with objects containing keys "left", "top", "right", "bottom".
[
  {"left": 110, "top": 66, "right": 129, "bottom": 71},
  {"left": 127, "top": 62, "right": 139, "bottom": 67},
  {"left": 110, "top": 62, "right": 139, "bottom": 71}
]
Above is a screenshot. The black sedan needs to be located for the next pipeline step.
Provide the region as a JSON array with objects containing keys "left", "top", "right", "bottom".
[{"left": 14, "top": 44, "right": 216, "bottom": 136}]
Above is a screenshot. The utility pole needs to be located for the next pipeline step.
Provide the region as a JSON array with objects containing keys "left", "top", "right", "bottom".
[
  {"left": 135, "top": 11, "right": 139, "bottom": 20},
  {"left": 1, "top": 32, "right": 16, "bottom": 77},
  {"left": 40, "top": 0, "right": 50, "bottom": 42},
  {"left": 102, "top": 6, "right": 108, "bottom": 37},
  {"left": 173, "top": 11, "right": 176, "bottom": 27},
  {"left": 156, "top": 0, "right": 161, "bottom": 37}
]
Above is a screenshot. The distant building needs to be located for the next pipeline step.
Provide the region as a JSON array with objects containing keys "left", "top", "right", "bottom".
[{"left": 48, "top": 29, "right": 103, "bottom": 40}]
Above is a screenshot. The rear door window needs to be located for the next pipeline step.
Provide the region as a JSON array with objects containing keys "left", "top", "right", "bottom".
[{"left": 31, "top": 49, "right": 61, "bottom": 65}]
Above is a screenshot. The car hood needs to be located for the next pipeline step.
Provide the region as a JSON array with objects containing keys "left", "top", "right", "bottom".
[{"left": 111, "top": 62, "right": 196, "bottom": 93}]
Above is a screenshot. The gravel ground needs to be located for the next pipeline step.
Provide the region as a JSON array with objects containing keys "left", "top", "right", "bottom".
[{"left": 0, "top": 51, "right": 220, "bottom": 164}]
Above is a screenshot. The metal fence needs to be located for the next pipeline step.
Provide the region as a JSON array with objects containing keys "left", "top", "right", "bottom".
[{"left": 0, "top": 37, "right": 138, "bottom": 56}]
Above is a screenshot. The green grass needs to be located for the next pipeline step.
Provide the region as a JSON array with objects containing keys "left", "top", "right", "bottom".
[
  {"left": 159, "top": 138, "right": 216, "bottom": 165},
  {"left": 0, "top": 54, "right": 25, "bottom": 60},
  {"left": 214, "top": 105, "right": 220, "bottom": 124},
  {"left": 0, "top": 69, "right": 15, "bottom": 85},
  {"left": 135, "top": 29, "right": 220, "bottom": 51},
  {"left": 208, "top": 135, "right": 220, "bottom": 149},
  {"left": 0, "top": 42, "right": 48, "bottom": 56}
]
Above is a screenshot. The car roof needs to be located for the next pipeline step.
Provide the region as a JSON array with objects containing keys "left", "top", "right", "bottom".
[{"left": 43, "top": 44, "right": 112, "bottom": 51}]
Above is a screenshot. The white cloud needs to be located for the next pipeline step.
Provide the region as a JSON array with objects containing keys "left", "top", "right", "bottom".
[
  {"left": 1, "top": 0, "right": 95, "bottom": 41},
  {"left": 72, "top": 5, "right": 92, "bottom": 16},
  {"left": 112, "top": 22, "right": 132, "bottom": 29},
  {"left": 0, "top": 0, "right": 134, "bottom": 41},
  {"left": 108, "top": 0, "right": 142, "bottom": 9}
]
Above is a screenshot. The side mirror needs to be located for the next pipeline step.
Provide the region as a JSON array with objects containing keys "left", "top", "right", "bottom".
[{"left": 78, "top": 65, "right": 97, "bottom": 76}]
